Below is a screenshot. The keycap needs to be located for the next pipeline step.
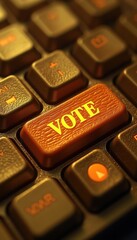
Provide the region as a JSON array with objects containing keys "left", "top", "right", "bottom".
[
  {"left": 64, "top": 149, "right": 129, "bottom": 212},
  {"left": 71, "top": 0, "right": 121, "bottom": 28},
  {"left": 0, "top": 219, "right": 14, "bottom": 240},
  {"left": 0, "top": 137, "right": 36, "bottom": 200},
  {"left": 110, "top": 124, "right": 137, "bottom": 180},
  {"left": 116, "top": 63, "right": 137, "bottom": 107},
  {"left": 29, "top": 2, "right": 81, "bottom": 51},
  {"left": 72, "top": 26, "right": 130, "bottom": 78},
  {"left": 0, "top": 75, "right": 41, "bottom": 131},
  {"left": 0, "top": 5, "right": 8, "bottom": 28},
  {"left": 9, "top": 178, "right": 83, "bottom": 240},
  {"left": 4, "top": 0, "right": 48, "bottom": 21},
  {"left": 20, "top": 83, "right": 129, "bottom": 169},
  {"left": 27, "top": 50, "right": 88, "bottom": 104},
  {"left": 0, "top": 25, "right": 40, "bottom": 77},
  {"left": 116, "top": 12, "right": 137, "bottom": 51}
]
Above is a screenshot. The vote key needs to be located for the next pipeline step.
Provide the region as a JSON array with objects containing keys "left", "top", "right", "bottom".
[{"left": 20, "top": 84, "right": 129, "bottom": 169}]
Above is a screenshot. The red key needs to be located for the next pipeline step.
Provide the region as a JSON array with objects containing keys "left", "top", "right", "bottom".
[{"left": 20, "top": 84, "right": 129, "bottom": 169}]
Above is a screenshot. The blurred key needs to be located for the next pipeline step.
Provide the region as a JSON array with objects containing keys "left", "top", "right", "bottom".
[
  {"left": 64, "top": 149, "right": 129, "bottom": 212},
  {"left": 27, "top": 51, "right": 88, "bottom": 104},
  {"left": 116, "top": 12, "right": 137, "bottom": 51},
  {"left": 0, "top": 75, "right": 41, "bottom": 131},
  {"left": 0, "top": 137, "right": 36, "bottom": 200},
  {"left": 29, "top": 2, "right": 81, "bottom": 51},
  {"left": 72, "top": 26, "right": 130, "bottom": 78},
  {"left": 9, "top": 178, "right": 82, "bottom": 240},
  {"left": 71, "top": 0, "right": 121, "bottom": 28},
  {"left": 20, "top": 84, "right": 129, "bottom": 169},
  {"left": 110, "top": 124, "right": 137, "bottom": 180},
  {"left": 0, "top": 5, "right": 8, "bottom": 29},
  {"left": 116, "top": 63, "right": 137, "bottom": 106},
  {"left": 0, "top": 25, "right": 40, "bottom": 77},
  {"left": 4, "top": 0, "right": 48, "bottom": 21}
]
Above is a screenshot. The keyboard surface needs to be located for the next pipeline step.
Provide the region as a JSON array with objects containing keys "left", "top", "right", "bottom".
[{"left": 0, "top": 0, "right": 137, "bottom": 239}]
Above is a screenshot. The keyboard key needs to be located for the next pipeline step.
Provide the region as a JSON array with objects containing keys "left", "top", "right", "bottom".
[
  {"left": 110, "top": 124, "right": 137, "bottom": 180},
  {"left": 72, "top": 26, "right": 130, "bottom": 78},
  {"left": 0, "top": 137, "right": 36, "bottom": 200},
  {"left": 4, "top": 0, "right": 48, "bottom": 21},
  {"left": 0, "top": 75, "right": 41, "bottom": 131},
  {"left": 29, "top": 2, "right": 81, "bottom": 51},
  {"left": 20, "top": 83, "right": 129, "bottom": 169},
  {"left": 0, "top": 219, "right": 14, "bottom": 240},
  {"left": 116, "top": 63, "right": 137, "bottom": 106},
  {"left": 71, "top": 0, "right": 121, "bottom": 28},
  {"left": 0, "top": 5, "right": 8, "bottom": 28},
  {"left": 0, "top": 25, "right": 40, "bottom": 77},
  {"left": 9, "top": 178, "right": 82, "bottom": 240},
  {"left": 27, "top": 50, "right": 88, "bottom": 104},
  {"left": 116, "top": 12, "right": 137, "bottom": 51},
  {"left": 64, "top": 149, "right": 129, "bottom": 212}
]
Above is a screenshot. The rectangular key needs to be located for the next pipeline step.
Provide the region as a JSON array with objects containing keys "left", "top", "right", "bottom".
[
  {"left": 9, "top": 178, "right": 82, "bottom": 240},
  {"left": 20, "top": 83, "right": 129, "bottom": 169}
]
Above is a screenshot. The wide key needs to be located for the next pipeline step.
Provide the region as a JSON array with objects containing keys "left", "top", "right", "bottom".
[{"left": 20, "top": 83, "right": 129, "bottom": 169}]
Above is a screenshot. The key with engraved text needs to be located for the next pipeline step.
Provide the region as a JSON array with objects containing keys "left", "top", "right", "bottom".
[{"left": 20, "top": 84, "right": 129, "bottom": 169}]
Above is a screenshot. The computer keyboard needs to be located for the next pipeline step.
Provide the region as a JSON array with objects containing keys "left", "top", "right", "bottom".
[{"left": 0, "top": 0, "right": 137, "bottom": 239}]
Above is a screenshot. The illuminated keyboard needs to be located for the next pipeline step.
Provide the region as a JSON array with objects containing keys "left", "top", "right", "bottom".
[{"left": 0, "top": 1, "right": 137, "bottom": 240}]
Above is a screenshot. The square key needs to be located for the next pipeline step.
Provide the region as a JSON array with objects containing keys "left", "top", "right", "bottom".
[
  {"left": 27, "top": 50, "right": 88, "bottom": 104},
  {"left": 73, "top": 26, "right": 130, "bottom": 78},
  {"left": 0, "top": 25, "right": 40, "bottom": 76},
  {"left": 0, "top": 137, "right": 36, "bottom": 200},
  {"left": 64, "top": 149, "right": 129, "bottom": 212},
  {"left": 0, "top": 75, "right": 41, "bottom": 131},
  {"left": 9, "top": 178, "right": 82, "bottom": 239},
  {"left": 29, "top": 2, "right": 81, "bottom": 51}
]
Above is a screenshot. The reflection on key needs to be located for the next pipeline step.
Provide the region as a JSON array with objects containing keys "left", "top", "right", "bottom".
[
  {"left": 0, "top": 25, "right": 40, "bottom": 76},
  {"left": 20, "top": 83, "right": 129, "bottom": 169},
  {"left": 0, "top": 75, "right": 41, "bottom": 131},
  {"left": 27, "top": 50, "right": 88, "bottom": 104},
  {"left": 0, "top": 137, "right": 36, "bottom": 200},
  {"left": 64, "top": 149, "right": 129, "bottom": 212},
  {"left": 29, "top": 2, "right": 81, "bottom": 51},
  {"left": 9, "top": 178, "right": 82, "bottom": 240},
  {"left": 72, "top": 26, "right": 130, "bottom": 78}
]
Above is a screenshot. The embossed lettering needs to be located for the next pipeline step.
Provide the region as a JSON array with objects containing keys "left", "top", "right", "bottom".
[{"left": 47, "top": 101, "right": 100, "bottom": 135}]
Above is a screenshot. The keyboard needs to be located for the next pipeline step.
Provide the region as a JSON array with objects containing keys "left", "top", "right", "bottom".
[{"left": 0, "top": 0, "right": 137, "bottom": 239}]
